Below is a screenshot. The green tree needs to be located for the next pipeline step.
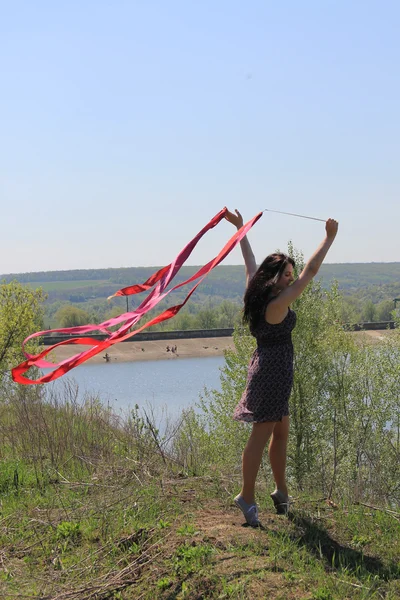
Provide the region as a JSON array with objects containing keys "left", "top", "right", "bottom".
[
  {"left": 340, "top": 296, "right": 362, "bottom": 324},
  {"left": 55, "top": 306, "right": 90, "bottom": 328},
  {"left": 195, "top": 308, "right": 218, "bottom": 330},
  {"left": 174, "top": 244, "right": 400, "bottom": 505},
  {"left": 170, "top": 310, "right": 197, "bottom": 331},
  {"left": 0, "top": 281, "right": 46, "bottom": 384},
  {"left": 376, "top": 298, "right": 395, "bottom": 321},
  {"left": 216, "top": 300, "right": 241, "bottom": 328},
  {"left": 362, "top": 299, "right": 377, "bottom": 322}
]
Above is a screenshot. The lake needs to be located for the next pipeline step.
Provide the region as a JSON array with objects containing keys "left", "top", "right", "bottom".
[{"left": 45, "top": 356, "right": 225, "bottom": 419}]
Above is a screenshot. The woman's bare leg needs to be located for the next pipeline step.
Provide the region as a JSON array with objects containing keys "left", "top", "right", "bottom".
[
  {"left": 241, "top": 421, "right": 275, "bottom": 504},
  {"left": 268, "top": 415, "right": 289, "bottom": 496}
]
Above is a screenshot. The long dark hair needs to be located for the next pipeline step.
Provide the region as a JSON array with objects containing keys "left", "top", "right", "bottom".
[{"left": 243, "top": 253, "right": 295, "bottom": 331}]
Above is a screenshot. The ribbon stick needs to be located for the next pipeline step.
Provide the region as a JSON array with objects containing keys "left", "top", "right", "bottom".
[
  {"left": 12, "top": 208, "right": 262, "bottom": 385},
  {"left": 264, "top": 208, "right": 325, "bottom": 222}
]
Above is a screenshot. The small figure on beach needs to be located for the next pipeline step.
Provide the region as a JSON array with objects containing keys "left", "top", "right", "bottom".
[
  {"left": 166, "top": 345, "right": 170, "bottom": 352},
  {"left": 225, "top": 208, "right": 338, "bottom": 526},
  {"left": 103, "top": 352, "right": 111, "bottom": 362}
]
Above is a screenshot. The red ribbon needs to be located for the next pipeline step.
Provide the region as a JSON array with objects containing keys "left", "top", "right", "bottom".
[{"left": 12, "top": 208, "right": 262, "bottom": 384}]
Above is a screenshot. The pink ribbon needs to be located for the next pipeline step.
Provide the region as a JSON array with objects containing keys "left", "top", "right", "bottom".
[{"left": 12, "top": 208, "right": 262, "bottom": 384}]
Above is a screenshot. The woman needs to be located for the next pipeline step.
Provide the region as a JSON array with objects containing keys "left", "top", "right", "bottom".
[{"left": 225, "top": 208, "right": 338, "bottom": 526}]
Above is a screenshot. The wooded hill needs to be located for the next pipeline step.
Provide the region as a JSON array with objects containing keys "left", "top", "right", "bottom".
[
  {"left": 2, "top": 262, "right": 400, "bottom": 329},
  {"left": 2, "top": 262, "right": 400, "bottom": 303}
]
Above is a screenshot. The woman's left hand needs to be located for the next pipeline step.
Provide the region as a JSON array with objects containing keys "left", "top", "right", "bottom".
[{"left": 325, "top": 218, "right": 339, "bottom": 240}]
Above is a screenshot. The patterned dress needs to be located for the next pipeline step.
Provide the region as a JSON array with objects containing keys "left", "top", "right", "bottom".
[{"left": 233, "top": 304, "right": 297, "bottom": 423}]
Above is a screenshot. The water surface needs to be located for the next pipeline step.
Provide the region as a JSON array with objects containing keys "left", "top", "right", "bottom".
[{"left": 46, "top": 356, "right": 225, "bottom": 419}]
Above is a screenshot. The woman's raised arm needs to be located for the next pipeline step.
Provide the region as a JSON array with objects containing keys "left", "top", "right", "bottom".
[
  {"left": 267, "top": 218, "right": 339, "bottom": 322},
  {"left": 225, "top": 208, "right": 257, "bottom": 288}
]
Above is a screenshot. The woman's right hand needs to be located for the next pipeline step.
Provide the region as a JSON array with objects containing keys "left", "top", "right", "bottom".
[
  {"left": 325, "top": 218, "right": 339, "bottom": 240},
  {"left": 225, "top": 208, "right": 257, "bottom": 286},
  {"left": 224, "top": 208, "right": 244, "bottom": 230}
]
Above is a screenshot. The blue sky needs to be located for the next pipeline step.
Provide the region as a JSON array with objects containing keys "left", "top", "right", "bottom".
[{"left": 1, "top": 0, "right": 399, "bottom": 274}]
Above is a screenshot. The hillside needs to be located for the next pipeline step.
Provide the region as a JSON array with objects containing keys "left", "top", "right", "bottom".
[{"left": 2, "top": 263, "right": 400, "bottom": 304}]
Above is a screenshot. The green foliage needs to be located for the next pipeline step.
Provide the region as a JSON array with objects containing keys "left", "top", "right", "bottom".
[
  {"left": 0, "top": 380, "right": 398, "bottom": 597},
  {"left": 55, "top": 305, "right": 90, "bottom": 327},
  {"left": 0, "top": 460, "right": 28, "bottom": 495},
  {"left": 340, "top": 295, "right": 362, "bottom": 324},
  {"left": 194, "top": 307, "right": 219, "bottom": 329},
  {"left": 351, "top": 534, "right": 371, "bottom": 549},
  {"left": 174, "top": 244, "right": 400, "bottom": 506},
  {"left": 173, "top": 542, "right": 214, "bottom": 576},
  {"left": 157, "top": 576, "right": 173, "bottom": 590},
  {"left": 177, "top": 523, "right": 198, "bottom": 536},
  {"left": 173, "top": 323, "right": 257, "bottom": 476},
  {"left": 6, "top": 263, "right": 400, "bottom": 331},
  {"left": 312, "top": 587, "right": 333, "bottom": 600},
  {"left": 291, "top": 286, "right": 399, "bottom": 503},
  {"left": 362, "top": 299, "right": 377, "bottom": 322},
  {"left": 376, "top": 298, "right": 396, "bottom": 321},
  {"left": 0, "top": 280, "right": 45, "bottom": 387},
  {"left": 316, "top": 262, "right": 400, "bottom": 289},
  {"left": 157, "top": 519, "right": 170, "bottom": 529},
  {"left": 172, "top": 408, "right": 215, "bottom": 475},
  {"left": 56, "top": 521, "right": 81, "bottom": 541},
  {"left": 4, "top": 262, "right": 400, "bottom": 290},
  {"left": 0, "top": 385, "right": 160, "bottom": 490}
]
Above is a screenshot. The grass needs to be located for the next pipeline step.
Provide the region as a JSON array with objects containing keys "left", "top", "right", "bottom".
[
  {"left": 0, "top": 385, "right": 398, "bottom": 599},
  {"left": 0, "top": 463, "right": 398, "bottom": 599}
]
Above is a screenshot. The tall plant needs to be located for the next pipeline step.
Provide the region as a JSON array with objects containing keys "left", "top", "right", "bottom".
[
  {"left": 174, "top": 244, "right": 400, "bottom": 506},
  {"left": 0, "top": 280, "right": 45, "bottom": 391}
]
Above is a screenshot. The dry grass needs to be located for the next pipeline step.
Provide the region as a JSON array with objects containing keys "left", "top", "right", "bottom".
[{"left": 0, "top": 382, "right": 399, "bottom": 599}]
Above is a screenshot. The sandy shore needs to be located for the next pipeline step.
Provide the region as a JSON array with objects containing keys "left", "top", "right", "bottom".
[
  {"left": 45, "top": 337, "right": 236, "bottom": 365},
  {"left": 43, "top": 329, "right": 394, "bottom": 365}
]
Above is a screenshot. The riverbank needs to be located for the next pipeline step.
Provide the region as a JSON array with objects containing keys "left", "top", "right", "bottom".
[
  {"left": 44, "top": 329, "right": 394, "bottom": 365},
  {"left": 44, "top": 336, "right": 236, "bottom": 364}
]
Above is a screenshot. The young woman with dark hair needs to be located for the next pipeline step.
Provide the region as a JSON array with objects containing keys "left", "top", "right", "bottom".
[{"left": 225, "top": 209, "right": 338, "bottom": 526}]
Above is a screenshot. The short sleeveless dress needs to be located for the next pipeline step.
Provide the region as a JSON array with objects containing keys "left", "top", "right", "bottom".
[{"left": 233, "top": 305, "right": 297, "bottom": 423}]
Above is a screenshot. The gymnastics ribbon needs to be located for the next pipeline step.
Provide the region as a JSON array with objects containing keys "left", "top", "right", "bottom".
[{"left": 12, "top": 207, "right": 262, "bottom": 385}]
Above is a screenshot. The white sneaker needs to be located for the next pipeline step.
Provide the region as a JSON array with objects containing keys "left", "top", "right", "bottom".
[{"left": 234, "top": 494, "right": 260, "bottom": 527}]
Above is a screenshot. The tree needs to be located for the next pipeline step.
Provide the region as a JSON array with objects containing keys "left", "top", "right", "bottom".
[
  {"left": 195, "top": 308, "right": 218, "bottom": 330},
  {"left": 0, "top": 281, "right": 46, "bottom": 385},
  {"left": 170, "top": 310, "right": 197, "bottom": 331},
  {"left": 362, "top": 299, "right": 377, "bottom": 322},
  {"left": 216, "top": 300, "right": 241, "bottom": 328},
  {"left": 174, "top": 244, "right": 400, "bottom": 505},
  {"left": 55, "top": 306, "right": 90, "bottom": 328},
  {"left": 376, "top": 298, "right": 395, "bottom": 322},
  {"left": 340, "top": 296, "right": 362, "bottom": 324}
]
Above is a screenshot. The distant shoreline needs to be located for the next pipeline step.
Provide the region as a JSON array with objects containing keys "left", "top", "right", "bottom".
[
  {"left": 43, "top": 329, "right": 393, "bottom": 365},
  {"left": 44, "top": 336, "right": 236, "bottom": 365}
]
